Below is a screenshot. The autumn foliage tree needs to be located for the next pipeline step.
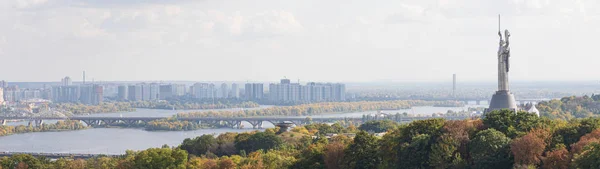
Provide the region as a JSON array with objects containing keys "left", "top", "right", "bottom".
[
  {"left": 510, "top": 129, "right": 550, "bottom": 166},
  {"left": 541, "top": 147, "right": 570, "bottom": 169},
  {"left": 324, "top": 142, "right": 346, "bottom": 169}
]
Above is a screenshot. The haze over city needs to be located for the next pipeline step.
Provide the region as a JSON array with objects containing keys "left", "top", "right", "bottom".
[{"left": 1, "top": 0, "right": 599, "bottom": 82}]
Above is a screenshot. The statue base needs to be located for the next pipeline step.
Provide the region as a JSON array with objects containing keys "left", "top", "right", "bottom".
[{"left": 486, "top": 90, "right": 518, "bottom": 113}]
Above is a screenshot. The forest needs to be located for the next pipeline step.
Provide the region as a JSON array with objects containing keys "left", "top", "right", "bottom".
[
  {"left": 177, "top": 100, "right": 463, "bottom": 118},
  {"left": 5, "top": 109, "right": 600, "bottom": 169},
  {"left": 52, "top": 102, "right": 135, "bottom": 115},
  {"left": 538, "top": 95, "right": 600, "bottom": 119},
  {"left": 0, "top": 120, "right": 88, "bottom": 136},
  {"left": 129, "top": 100, "right": 260, "bottom": 110}
]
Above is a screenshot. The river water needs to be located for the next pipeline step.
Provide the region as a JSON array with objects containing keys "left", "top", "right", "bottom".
[{"left": 0, "top": 104, "right": 487, "bottom": 154}]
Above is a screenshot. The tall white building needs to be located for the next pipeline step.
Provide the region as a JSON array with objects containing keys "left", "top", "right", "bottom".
[
  {"left": 61, "top": 77, "right": 72, "bottom": 86},
  {"left": 230, "top": 83, "right": 239, "bottom": 98},
  {"left": 149, "top": 83, "right": 160, "bottom": 100},
  {"left": 269, "top": 79, "right": 345, "bottom": 104},
  {"left": 245, "top": 83, "right": 264, "bottom": 100},
  {"left": 219, "top": 83, "right": 228, "bottom": 99},
  {"left": 192, "top": 83, "right": 214, "bottom": 99},
  {"left": 118, "top": 85, "right": 128, "bottom": 101},
  {"left": 0, "top": 88, "right": 4, "bottom": 105}
]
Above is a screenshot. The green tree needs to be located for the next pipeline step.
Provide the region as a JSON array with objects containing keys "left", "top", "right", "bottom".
[
  {"left": 180, "top": 135, "right": 217, "bottom": 156},
  {"left": 573, "top": 142, "right": 600, "bottom": 169},
  {"left": 483, "top": 109, "right": 541, "bottom": 138},
  {"left": 0, "top": 154, "right": 41, "bottom": 169},
  {"left": 429, "top": 134, "right": 465, "bottom": 169},
  {"left": 343, "top": 131, "right": 380, "bottom": 169},
  {"left": 358, "top": 120, "right": 397, "bottom": 133},
  {"left": 132, "top": 148, "right": 188, "bottom": 169},
  {"left": 469, "top": 129, "right": 513, "bottom": 169},
  {"left": 235, "top": 132, "right": 283, "bottom": 153}
]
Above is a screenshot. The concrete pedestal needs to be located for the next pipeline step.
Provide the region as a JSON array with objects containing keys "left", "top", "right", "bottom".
[{"left": 486, "top": 90, "right": 518, "bottom": 113}]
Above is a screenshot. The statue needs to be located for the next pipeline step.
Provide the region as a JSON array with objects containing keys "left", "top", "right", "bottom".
[
  {"left": 498, "top": 29, "right": 511, "bottom": 72},
  {"left": 487, "top": 15, "right": 518, "bottom": 113},
  {"left": 496, "top": 16, "right": 511, "bottom": 92}
]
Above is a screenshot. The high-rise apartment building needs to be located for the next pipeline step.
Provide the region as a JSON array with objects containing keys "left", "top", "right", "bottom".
[
  {"left": 61, "top": 77, "right": 72, "bottom": 86},
  {"left": 245, "top": 83, "right": 264, "bottom": 100},
  {"left": 269, "top": 79, "right": 345, "bottom": 104},
  {"left": 149, "top": 83, "right": 160, "bottom": 100},
  {"left": 192, "top": 83, "right": 211, "bottom": 99},
  {"left": 128, "top": 85, "right": 142, "bottom": 101},
  {"left": 230, "top": 83, "right": 239, "bottom": 98},
  {"left": 159, "top": 85, "right": 173, "bottom": 100},
  {"left": 51, "top": 85, "right": 80, "bottom": 103},
  {"left": 0, "top": 87, "right": 4, "bottom": 105},
  {"left": 79, "top": 84, "right": 103, "bottom": 105},
  {"left": 118, "top": 85, "right": 128, "bottom": 101},
  {"left": 219, "top": 83, "right": 228, "bottom": 98}
]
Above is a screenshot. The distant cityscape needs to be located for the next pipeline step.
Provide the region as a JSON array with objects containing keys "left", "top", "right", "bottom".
[{"left": 0, "top": 77, "right": 347, "bottom": 106}]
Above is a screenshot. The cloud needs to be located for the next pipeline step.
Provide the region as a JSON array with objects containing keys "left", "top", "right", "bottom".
[
  {"left": 385, "top": 4, "right": 430, "bottom": 24},
  {"left": 14, "top": 0, "right": 48, "bottom": 9}
]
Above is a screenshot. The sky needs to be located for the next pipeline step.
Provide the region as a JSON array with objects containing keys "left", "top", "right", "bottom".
[{"left": 0, "top": 0, "right": 599, "bottom": 83}]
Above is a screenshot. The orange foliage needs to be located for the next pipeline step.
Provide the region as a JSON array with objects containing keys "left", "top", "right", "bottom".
[
  {"left": 571, "top": 129, "right": 600, "bottom": 154},
  {"left": 511, "top": 129, "right": 550, "bottom": 165},
  {"left": 218, "top": 158, "right": 236, "bottom": 169},
  {"left": 541, "top": 147, "right": 570, "bottom": 169},
  {"left": 324, "top": 142, "right": 346, "bottom": 169}
]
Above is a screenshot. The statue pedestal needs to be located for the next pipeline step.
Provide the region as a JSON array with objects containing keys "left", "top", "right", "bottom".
[{"left": 486, "top": 90, "right": 518, "bottom": 113}]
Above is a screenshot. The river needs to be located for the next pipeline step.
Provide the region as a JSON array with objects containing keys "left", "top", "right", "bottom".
[{"left": 0, "top": 104, "right": 487, "bottom": 154}]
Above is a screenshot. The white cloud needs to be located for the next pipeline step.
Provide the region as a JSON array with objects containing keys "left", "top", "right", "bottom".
[
  {"left": 14, "top": 0, "right": 48, "bottom": 9},
  {"left": 1, "top": 0, "right": 599, "bottom": 82}
]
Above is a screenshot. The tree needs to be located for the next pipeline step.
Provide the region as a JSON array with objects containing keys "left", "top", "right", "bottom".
[
  {"left": 469, "top": 129, "right": 513, "bottom": 169},
  {"left": 215, "top": 132, "right": 237, "bottom": 156},
  {"left": 1, "top": 154, "right": 41, "bottom": 169},
  {"left": 235, "top": 132, "right": 283, "bottom": 153},
  {"left": 429, "top": 134, "right": 465, "bottom": 169},
  {"left": 133, "top": 148, "right": 188, "bottom": 169},
  {"left": 483, "top": 110, "right": 541, "bottom": 138},
  {"left": 343, "top": 131, "right": 380, "bottom": 169},
  {"left": 401, "top": 118, "right": 445, "bottom": 142},
  {"left": 180, "top": 135, "right": 217, "bottom": 156},
  {"left": 541, "top": 147, "right": 570, "bottom": 169},
  {"left": 573, "top": 142, "right": 600, "bottom": 169},
  {"left": 218, "top": 158, "right": 236, "bottom": 169},
  {"left": 358, "top": 120, "right": 397, "bottom": 133},
  {"left": 86, "top": 157, "right": 118, "bottom": 169},
  {"left": 511, "top": 129, "right": 549, "bottom": 166},
  {"left": 324, "top": 142, "right": 346, "bottom": 169}
]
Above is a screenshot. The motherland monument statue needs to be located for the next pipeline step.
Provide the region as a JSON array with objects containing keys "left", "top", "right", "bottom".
[{"left": 487, "top": 15, "right": 518, "bottom": 113}]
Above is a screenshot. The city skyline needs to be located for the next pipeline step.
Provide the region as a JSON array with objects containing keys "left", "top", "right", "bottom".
[{"left": 1, "top": 0, "right": 600, "bottom": 82}]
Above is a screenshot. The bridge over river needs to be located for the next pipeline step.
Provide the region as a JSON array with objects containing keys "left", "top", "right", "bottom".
[{"left": 0, "top": 116, "right": 471, "bottom": 129}]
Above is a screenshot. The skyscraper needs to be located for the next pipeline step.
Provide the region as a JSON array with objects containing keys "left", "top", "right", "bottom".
[
  {"left": 159, "top": 85, "right": 173, "bottom": 100},
  {"left": 79, "top": 84, "right": 103, "bottom": 105},
  {"left": 269, "top": 80, "right": 345, "bottom": 104},
  {"left": 245, "top": 83, "right": 263, "bottom": 100},
  {"left": 118, "top": 85, "right": 128, "bottom": 101},
  {"left": 192, "top": 83, "right": 213, "bottom": 99},
  {"left": 219, "top": 83, "right": 228, "bottom": 99},
  {"left": 149, "top": 83, "right": 160, "bottom": 100},
  {"left": 0, "top": 87, "right": 4, "bottom": 105},
  {"left": 128, "top": 85, "right": 142, "bottom": 101},
  {"left": 453, "top": 74, "right": 456, "bottom": 98},
  {"left": 61, "top": 77, "right": 72, "bottom": 86},
  {"left": 230, "top": 83, "right": 239, "bottom": 98},
  {"left": 51, "top": 85, "right": 79, "bottom": 103}
]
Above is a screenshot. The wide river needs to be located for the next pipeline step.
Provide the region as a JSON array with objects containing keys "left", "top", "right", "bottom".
[{"left": 0, "top": 104, "right": 487, "bottom": 154}]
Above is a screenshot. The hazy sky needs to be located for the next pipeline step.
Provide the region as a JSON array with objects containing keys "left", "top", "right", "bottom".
[{"left": 1, "top": 0, "right": 599, "bottom": 83}]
